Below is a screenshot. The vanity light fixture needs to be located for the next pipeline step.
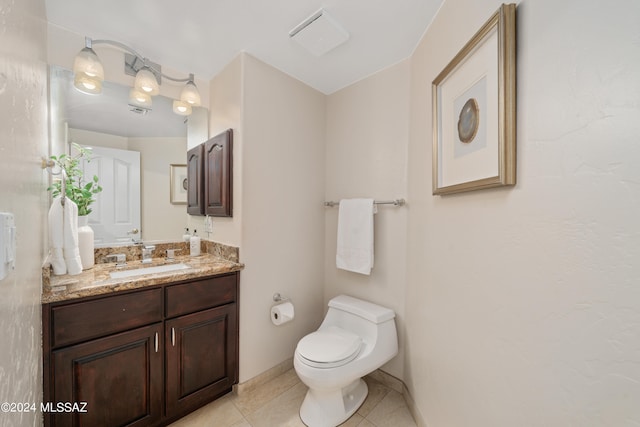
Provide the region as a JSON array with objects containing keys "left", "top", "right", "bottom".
[
  {"left": 128, "top": 88, "right": 152, "bottom": 109},
  {"left": 134, "top": 65, "right": 160, "bottom": 96},
  {"left": 73, "top": 73, "right": 102, "bottom": 95},
  {"left": 180, "top": 74, "right": 201, "bottom": 106},
  {"left": 72, "top": 36, "right": 201, "bottom": 115},
  {"left": 72, "top": 38, "right": 104, "bottom": 95},
  {"left": 172, "top": 99, "right": 192, "bottom": 116}
]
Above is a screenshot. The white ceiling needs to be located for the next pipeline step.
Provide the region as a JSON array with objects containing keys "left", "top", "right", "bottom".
[{"left": 45, "top": 0, "right": 444, "bottom": 95}]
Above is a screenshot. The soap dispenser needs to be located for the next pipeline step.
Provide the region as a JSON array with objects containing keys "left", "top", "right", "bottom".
[
  {"left": 183, "top": 228, "right": 191, "bottom": 242},
  {"left": 189, "top": 230, "right": 201, "bottom": 257}
]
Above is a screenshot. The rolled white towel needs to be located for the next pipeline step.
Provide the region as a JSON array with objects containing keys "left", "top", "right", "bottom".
[
  {"left": 62, "top": 198, "right": 83, "bottom": 275},
  {"left": 48, "top": 197, "right": 66, "bottom": 275}
]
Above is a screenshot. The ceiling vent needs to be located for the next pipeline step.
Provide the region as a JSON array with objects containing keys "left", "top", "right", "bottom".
[
  {"left": 129, "top": 105, "right": 151, "bottom": 115},
  {"left": 289, "top": 9, "right": 349, "bottom": 56}
]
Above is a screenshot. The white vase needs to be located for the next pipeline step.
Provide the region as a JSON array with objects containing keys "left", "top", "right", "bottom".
[{"left": 77, "top": 215, "right": 95, "bottom": 269}]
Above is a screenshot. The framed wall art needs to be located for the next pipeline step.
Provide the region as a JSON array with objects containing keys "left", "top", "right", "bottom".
[
  {"left": 432, "top": 3, "right": 516, "bottom": 195},
  {"left": 170, "top": 164, "right": 188, "bottom": 205}
]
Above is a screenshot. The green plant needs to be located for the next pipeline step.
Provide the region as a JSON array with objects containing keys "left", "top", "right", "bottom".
[{"left": 47, "top": 143, "right": 103, "bottom": 216}]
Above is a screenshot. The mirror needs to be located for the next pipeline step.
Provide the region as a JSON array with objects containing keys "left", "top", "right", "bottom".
[{"left": 49, "top": 65, "right": 208, "bottom": 246}]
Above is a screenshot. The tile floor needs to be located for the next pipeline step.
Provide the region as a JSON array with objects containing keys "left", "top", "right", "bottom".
[{"left": 169, "top": 368, "right": 417, "bottom": 427}]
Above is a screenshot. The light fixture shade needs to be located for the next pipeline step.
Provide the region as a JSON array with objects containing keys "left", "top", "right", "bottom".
[
  {"left": 74, "top": 73, "right": 102, "bottom": 95},
  {"left": 128, "top": 88, "right": 152, "bottom": 108},
  {"left": 73, "top": 46, "right": 104, "bottom": 94},
  {"left": 180, "top": 80, "right": 201, "bottom": 106},
  {"left": 135, "top": 68, "right": 160, "bottom": 96},
  {"left": 173, "top": 100, "right": 192, "bottom": 116},
  {"left": 73, "top": 47, "right": 105, "bottom": 80}
]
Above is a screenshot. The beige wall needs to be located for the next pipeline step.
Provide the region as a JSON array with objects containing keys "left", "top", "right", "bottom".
[
  {"left": 70, "top": 128, "right": 128, "bottom": 150},
  {"left": 324, "top": 60, "right": 410, "bottom": 379},
  {"left": 239, "top": 54, "right": 326, "bottom": 381},
  {"left": 0, "top": 0, "right": 47, "bottom": 425},
  {"left": 128, "top": 137, "right": 187, "bottom": 241},
  {"left": 189, "top": 55, "right": 244, "bottom": 246},
  {"left": 204, "top": 53, "right": 326, "bottom": 382},
  {"left": 405, "top": 0, "right": 640, "bottom": 425}
]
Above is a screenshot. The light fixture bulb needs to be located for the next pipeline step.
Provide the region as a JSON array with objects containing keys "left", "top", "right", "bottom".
[
  {"left": 134, "top": 68, "right": 160, "bottom": 96},
  {"left": 180, "top": 79, "right": 201, "bottom": 106},
  {"left": 73, "top": 73, "right": 102, "bottom": 95},
  {"left": 128, "top": 88, "right": 152, "bottom": 108},
  {"left": 73, "top": 47, "right": 105, "bottom": 81},
  {"left": 173, "top": 100, "right": 192, "bottom": 116}
]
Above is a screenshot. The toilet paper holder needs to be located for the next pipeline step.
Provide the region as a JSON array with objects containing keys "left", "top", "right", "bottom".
[{"left": 273, "top": 293, "right": 290, "bottom": 303}]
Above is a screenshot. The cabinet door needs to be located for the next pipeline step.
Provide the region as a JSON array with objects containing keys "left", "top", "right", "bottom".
[
  {"left": 52, "top": 323, "right": 163, "bottom": 427},
  {"left": 204, "top": 129, "right": 233, "bottom": 217},
  {"left": 165, "top": 303, "right": 238, "bottom": 418},
  {"left": 187, "top": 144, "right": 204, "bottom": 215}
]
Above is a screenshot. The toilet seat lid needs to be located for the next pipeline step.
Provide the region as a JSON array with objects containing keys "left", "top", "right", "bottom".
[{"left": 297, "top": 326, "right": 362, "bottom": 366}]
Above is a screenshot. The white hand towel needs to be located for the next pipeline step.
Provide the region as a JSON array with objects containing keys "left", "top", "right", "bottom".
[
  {"left": 336, "top": 198, "right": 375, "bottom": 275},
  {"left": 62, "top": 198, "right": 83, "bottom": 275},
  {"left": 48, "top": 196, "right": 66, "bottom": 275}
]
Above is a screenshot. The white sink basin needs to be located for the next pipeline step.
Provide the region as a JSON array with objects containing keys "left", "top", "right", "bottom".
[{"left": 110, "top": 263, "right": 191, "bottom": 279}]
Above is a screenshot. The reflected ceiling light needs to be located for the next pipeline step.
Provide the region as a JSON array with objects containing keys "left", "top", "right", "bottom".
[
  {"left": 73, "top": 36, "right": 200, "bottom": 115},
  {"left": 128, "top": 88, "right": 152, "bottom": 109},
  {"left": 180, "top": 74, "right": 201, "bottom": 106},
  {"left": 172, "top": 100, "right": 192, "bottom": 116},
  {"left": 73, "top": 73, "right": 102, "bottom": 95}
]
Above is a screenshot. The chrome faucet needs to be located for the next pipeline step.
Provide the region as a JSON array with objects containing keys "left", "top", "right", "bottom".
[
  {"left": 105, "top": 253, "right": 127, "bottom": 267},
  {"left": 165, "top": 248, "right": 181, "bottom": 261},
  {"left": 142, "top": 245, "right": 155, "bottom": 264}
]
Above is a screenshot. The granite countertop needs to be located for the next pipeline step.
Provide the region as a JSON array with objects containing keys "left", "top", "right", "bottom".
[{"left": 42, "top": 251, "right": 244, "bottom": 304}]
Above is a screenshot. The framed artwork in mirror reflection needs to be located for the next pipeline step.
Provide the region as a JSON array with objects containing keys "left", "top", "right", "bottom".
[
  {"left": 432, "top": 3, "right": 517, "bottom": 195},
  {"left": 170, "top": 164, "right": 188, "bottom": 205}
]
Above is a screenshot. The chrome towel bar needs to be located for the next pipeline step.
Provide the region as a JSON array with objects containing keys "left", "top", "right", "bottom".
[{"left": 324, "top": 198, "right": 405, "bottom": 207}]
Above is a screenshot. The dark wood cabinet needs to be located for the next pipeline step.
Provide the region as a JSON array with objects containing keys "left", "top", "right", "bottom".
[
  {"left": 43, "top": 272, "right": 239, "bottom": 427},
  {"left": 52, "top": 324, "right": 163, "bottom": 427},
  {"left": 204, "top": 129, "right": 233, "bottom": 217},
  {"left": 165, "top": 304, "right": 237, "bottom": 417},
  {"left": 187, "top": 144, "right": 204, "bottom": 215},
  {"left": 187, "top": 129, "right": 233, "bottom": 217}
]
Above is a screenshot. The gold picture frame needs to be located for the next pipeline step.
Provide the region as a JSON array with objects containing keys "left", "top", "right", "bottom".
[
  {"left": 432, "top": 3, "right": 516, "bottom": 195},
  {"left": 170, "top": 164, "right": 188, "bottom": 205}
]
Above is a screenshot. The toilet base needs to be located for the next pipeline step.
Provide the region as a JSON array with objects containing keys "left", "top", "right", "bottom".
[{"left": 299, "top": 378, "right": 368, "bottom": 427}]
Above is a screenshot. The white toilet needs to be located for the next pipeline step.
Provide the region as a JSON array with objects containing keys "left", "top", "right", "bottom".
[{"left": 294, "top": 295, "right": 398, "bottom": 427}]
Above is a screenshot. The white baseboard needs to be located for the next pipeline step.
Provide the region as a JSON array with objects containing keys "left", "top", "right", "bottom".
[{"left": 235, "top": 358, "right": 293, "bottom": 396}]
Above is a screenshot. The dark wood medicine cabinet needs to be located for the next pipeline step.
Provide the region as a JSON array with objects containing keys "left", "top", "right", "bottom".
[{"left": 187, "top": 128, "right": 233, "bottom": 217}]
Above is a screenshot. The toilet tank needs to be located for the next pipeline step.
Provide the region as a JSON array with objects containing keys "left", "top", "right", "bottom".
[
  {"left": 325, "top": 295, "right": 395, "bottom": 324},
  {"left": 320, "top": 295, "right": 397, "bottom": 354}
]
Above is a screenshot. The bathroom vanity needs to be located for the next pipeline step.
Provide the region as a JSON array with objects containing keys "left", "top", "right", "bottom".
[{"left": 41, "top": 247, "right": 242, "bottom": 427}]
